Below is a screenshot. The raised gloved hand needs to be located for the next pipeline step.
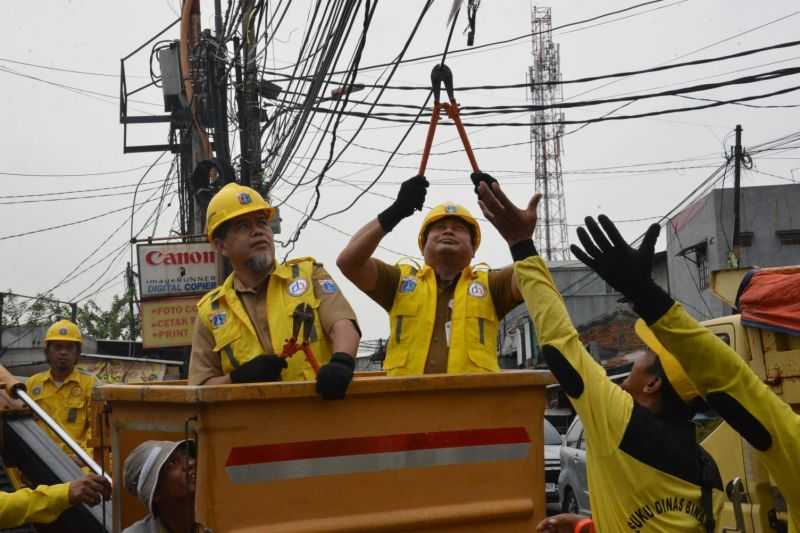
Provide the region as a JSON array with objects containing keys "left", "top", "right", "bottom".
[
  {"left": 570, "top": 215, "right": 673, "bottom": 323},
  {"left": 315, "top": 352, "right": 355, "bottom": 400},
  {"left": 470, "top": 171, "right": 497, "bottom": 194},
  {"left": 377, "top": 175, "right": 429, "bottom": 233},
  {"left": 229, "top": 354, "right": 287, "bottom": 384}
]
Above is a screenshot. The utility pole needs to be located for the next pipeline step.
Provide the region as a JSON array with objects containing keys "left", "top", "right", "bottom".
[
  {"left": 185, "top": 0, "right": 210, "bottom": 235},
  {"left": 0, "top": 293, "right": 4, "bottom": 352},
  {"left": 731, "top": 124, "right": 743, "bottom": 266},
  {"left": 233, "top": 36, "right": 247, "bottom": 185},
  {"left": 210, "top": 0, "right": 231, "bottom": 169},
  {"left": 240, "top": 0, "right": 264, "bottom": 190},
  {"left": 125, "top": 263, "right": 137, "bottom": 344}
]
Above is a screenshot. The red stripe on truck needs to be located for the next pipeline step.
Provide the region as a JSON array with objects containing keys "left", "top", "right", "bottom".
[{"left": 225, "top": 427, "right": 530, "bottom": 466}]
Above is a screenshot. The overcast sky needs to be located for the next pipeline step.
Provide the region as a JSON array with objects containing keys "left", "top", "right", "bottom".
[{"left": 2, "top": 0, "right": 799, "bottom": 344}]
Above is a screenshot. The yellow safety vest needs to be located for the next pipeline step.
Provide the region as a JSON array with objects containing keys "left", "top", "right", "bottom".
[
  {"left": 384, "top": 264, "right": 500, "bottom": 376},
  {"left": 196, "top": 257, "right": 332, "bottom": 381}
]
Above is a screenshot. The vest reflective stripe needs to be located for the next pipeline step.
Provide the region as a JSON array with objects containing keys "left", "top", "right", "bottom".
[
  {"left": 196, "top": 258, "right": 332, "bottom": 381},
  {"left": 384, "top": 264, "right": 500, "bottom": 376},
  {"left": 223, "top": 345, "right": 239, "bottom": 370}
]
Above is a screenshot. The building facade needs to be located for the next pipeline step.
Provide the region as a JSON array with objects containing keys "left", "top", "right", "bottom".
[
  {"left": 667, "top": 184, "right": 800, "bottom": 320},
  {"left": 498, "top": 253, "right": 669, "bottom": 369}
]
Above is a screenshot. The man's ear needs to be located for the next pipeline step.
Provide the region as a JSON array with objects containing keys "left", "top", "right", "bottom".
[
  {"left": 212, "top": 238, "right": 228, "bottom": 259},
  {"left": 643, "top": 375, "right": 662, "bottom": 395}
]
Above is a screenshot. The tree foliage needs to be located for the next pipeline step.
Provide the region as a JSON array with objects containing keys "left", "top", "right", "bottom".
[
  {"left": 1, "top": 292, "right": 135, "bottom": 341},
  {"left": 77, "top": 295, "right": 135, "bottom": 340}
]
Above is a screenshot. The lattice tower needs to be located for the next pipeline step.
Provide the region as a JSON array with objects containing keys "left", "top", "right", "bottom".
[{"left": 529, "top": 6, "right": 570, "bottom": 260}]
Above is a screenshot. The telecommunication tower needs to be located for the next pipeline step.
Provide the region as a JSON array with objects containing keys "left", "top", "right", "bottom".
[{"left": 529, "top": 6, "right": 570, "bottom": 260}]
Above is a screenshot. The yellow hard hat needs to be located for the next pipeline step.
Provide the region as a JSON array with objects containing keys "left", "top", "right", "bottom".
[
  {"left": 206, "top": 183, "right": 275, "bottom": 241},
  {"left": 418, "top": 203, "right": 481, "bottom": 252},
  {"left": 45, "top": 319, "right": 82, "bottom": 345},
  {"left": 634, "top": 319, "right": 700, "bottom": 403}
]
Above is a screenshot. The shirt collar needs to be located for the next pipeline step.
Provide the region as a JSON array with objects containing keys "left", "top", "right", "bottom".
[
  {"left": 47, "top": 368, "right": 81, "bottom": 386},
  {"left": 233, "top": 272, "right": 269, "bottom": 294}
]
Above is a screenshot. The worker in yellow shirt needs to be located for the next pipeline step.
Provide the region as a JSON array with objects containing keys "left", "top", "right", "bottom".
[
  {"left": 337, "top": 174, "right": 522, "bottom": 376},
  {"left": 569, "top": 214, "right": 800, "bottom": 533},
  {"left": 476, "top": 181, "right": 723, "bottom": 532},
  {"left": 0, "top": 473, "right": 109, "bottom": 528},
  {"left": 26, "top": 319, "right": 96, "bottom": 456},
  {"left": 189, "top": 183, "right": 361, "bottom": 400}
]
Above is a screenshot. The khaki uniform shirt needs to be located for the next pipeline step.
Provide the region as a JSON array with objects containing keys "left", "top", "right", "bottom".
[
  {"left": 367, "top": 259, "right": 520, "bottom": 373},
  {"left": 189, "top": 264, "right": 358, "bottom": 384}
]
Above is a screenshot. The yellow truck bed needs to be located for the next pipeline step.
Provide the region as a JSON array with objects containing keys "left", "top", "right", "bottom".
[{"left": 95, "top": 370, "right": 554, "bottom": 532}]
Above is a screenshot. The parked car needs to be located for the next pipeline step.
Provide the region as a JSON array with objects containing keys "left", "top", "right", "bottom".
[
  {"left": 558, "top": 416, "right": 590, "bottom": 515},
  {"left": 543, "top": 418, "right": 562, "bottom": 503}
]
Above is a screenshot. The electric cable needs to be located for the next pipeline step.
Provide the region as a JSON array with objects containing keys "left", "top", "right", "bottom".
[
  {"left": 293, "top": 0, "right": 671, "bottom": 76},
  {"left": 266, "top": 37, "right": 800, "bottom": 92},
  {"left": 300, "top": 84, "right": 800, "bottom": 127},
  {"left": 0, "top": 181, "right": 175, "bottom": 206},
  {"left": 0, "top": 161, "right": 172, "bottom": 178},
  {"left": 559, "top": 162, "right": 729, "bottom": 298},
  {"left": 0, "top": 65, "right": 159, "bottom": 109},
  {"left": 279, "top": 0, "right": 378, "bottom": 255},
  {"left": 287, "top": 64, "right": 800, "bottom": 116},
  {"left": 0, "top": 198, "right": 162, "bottom": 242}
]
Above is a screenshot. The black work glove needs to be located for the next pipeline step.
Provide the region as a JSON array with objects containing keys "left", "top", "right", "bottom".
[
  {"left": 570, "top": 215, "right": 674, "bottom": 324},
  {"left": 229, "top": 354, "right": 287, "bottom": 384},
  {"left": 377, "top": 175, "right": 429, "bottom": 233},
  {"left": 470, "top": 171, "right": 497, "bottom": 194},
  {"left": 315, "top": 352, "right": 355, "bottom": 400}
]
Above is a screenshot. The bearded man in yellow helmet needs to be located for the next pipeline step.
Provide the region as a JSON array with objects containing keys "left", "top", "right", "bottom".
[
  {"left": 337, "top": 174, "right": 523, "bottom": 375},
  {"left": 477, "top": 181, "right": 724, "bottom": 532},
  {"left": 27, "top": 319, "right": 96, "bottom": 455},
  {"left": 188, "top": 183, "right": 361, "bottom": 400}
]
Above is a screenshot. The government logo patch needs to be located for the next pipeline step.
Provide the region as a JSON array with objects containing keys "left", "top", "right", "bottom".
[
  {"left": 238, "top": 192, "right": 252, "bottom": 205},
  {"left": 445, "top": 204, "right": 457, "bottom": 214},
  {"left": 468, "top": 281, "right": 486, "bottom": 298},
  {"left": 319, "top": 279, "right": 338, "bottom": 294},
  {"left": 288, "top": 278, "right": 309, "bottom": 297},
  {"left": 211, "top": 313, "right": 227, "bottom": 328},
  {"left": 399, "top": 278, "right": 417, "bottom": 293}
]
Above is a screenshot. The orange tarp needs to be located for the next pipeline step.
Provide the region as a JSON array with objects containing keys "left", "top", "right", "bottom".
[{"left": 737, "top": 267, "right": 800, "bottom": 335}]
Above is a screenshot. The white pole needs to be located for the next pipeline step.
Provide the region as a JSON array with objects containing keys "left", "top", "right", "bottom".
[{"left": 15, "top": 389, "right": 111, "bottom": 483}]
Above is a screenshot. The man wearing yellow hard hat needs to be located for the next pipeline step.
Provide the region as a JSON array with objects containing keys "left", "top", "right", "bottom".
[
  {"left": 27, "top": 319, "right": 96, "bottom": 456},
  {"left": 189, "top": 183, "right": 361, "bottom": 400},
  {"left": 476, "top": 181, "right": 723, "bottom": 532},
  {"left": 337, "top": 174, "right": 523, "bottom": 376}
]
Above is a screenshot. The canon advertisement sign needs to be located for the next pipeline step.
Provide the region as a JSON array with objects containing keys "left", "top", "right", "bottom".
[{"left": 137, "top": 242, "right": 222, "bottom": 299}]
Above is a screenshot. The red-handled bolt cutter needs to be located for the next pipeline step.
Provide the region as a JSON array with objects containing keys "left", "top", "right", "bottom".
[
  {"left": 279, "top": 303, "right": 321, "bottom": 374},
  {"left": 418, "top": 63, "right": 480, "bottom": 176}
]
